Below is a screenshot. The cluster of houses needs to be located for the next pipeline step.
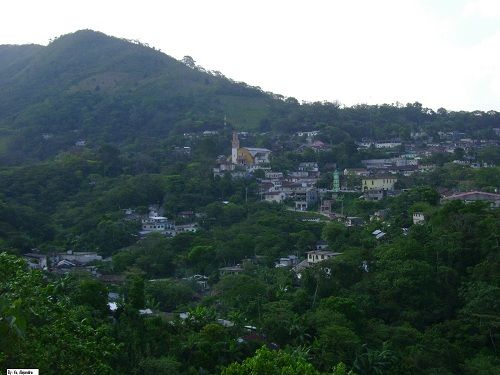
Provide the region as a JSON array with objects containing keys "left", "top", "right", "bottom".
[
  {"left": 293, "top": 129, "right": 497, "bottom": 167},
  {"left": 356, "top": 130, "right": 497, "bottom": 166},
  {"left": 24, "top": 249, "right": 103, "bottom": 276},
  {"left": 261, "top": 162, "right": 320, "bottom": 210},
  {"left": 124, "top": 206, "right": 199, "bottom": 238},
  {"left": 218, "top": 240, "right": 343, "bottom": 279}
]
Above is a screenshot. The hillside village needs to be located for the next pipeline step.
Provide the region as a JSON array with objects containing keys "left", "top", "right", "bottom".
[
  {"left": 24, "top": 126, "right": 500, "bottom": 284},
  {"left": 2, "top": 29, "right": 500, "bottom": 374}
]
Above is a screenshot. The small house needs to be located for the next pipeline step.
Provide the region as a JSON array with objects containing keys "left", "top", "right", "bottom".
[{"left": 412, "top": 212, "right": 425, "bottom": 225}]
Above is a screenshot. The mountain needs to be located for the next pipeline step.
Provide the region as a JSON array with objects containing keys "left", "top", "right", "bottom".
[
  {"left": 0, "top": 30, "right": 498, "bottom": 165},
  {"left": 0, "top": 30, "right": 277, "bottom": 163},
  {"left": 0, "top": 44, "right": 43, "bottom": 76}
]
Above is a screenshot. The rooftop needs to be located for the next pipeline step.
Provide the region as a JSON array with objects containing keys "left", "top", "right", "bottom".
[{"left": 306, "top": 250, "right": 342, "bottom": 256}]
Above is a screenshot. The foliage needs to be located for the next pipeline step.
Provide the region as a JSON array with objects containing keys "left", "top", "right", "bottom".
[
  {"left": 222, "top": 346, "right": 322, "bottom": 375},
  {"left": 0, "top": 253, "right": 117, "bottom": 373}
]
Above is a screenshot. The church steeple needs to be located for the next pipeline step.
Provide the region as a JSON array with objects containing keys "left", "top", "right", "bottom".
[
  {"left": 231, "top": 131, "right": 239, "bottom": 164},
  {"left": 232, "top": 131, "right": 239, "bottom": 149}
]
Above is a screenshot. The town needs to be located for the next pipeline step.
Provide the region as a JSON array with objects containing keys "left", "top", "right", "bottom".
[{"left": 23, "top": 126, "right": 499, "bottom": 283}]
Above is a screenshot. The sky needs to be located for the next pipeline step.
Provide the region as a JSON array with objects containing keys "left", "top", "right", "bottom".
[{"left": 1, "top": 0, "right": 500, "bottom": 111}]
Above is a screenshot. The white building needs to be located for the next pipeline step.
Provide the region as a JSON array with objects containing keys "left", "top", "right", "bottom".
[
  {"left": 306, "top": 250, "right": 342, "bottom": 264},
  {"left": 58, "top": 251, "right": 102, "bottom": 265},
  {"left": 175, "top": 223, "right": 198, "bottom": 233},
  {"left": 296, "top": 130, "right": 320, "bottom": 137},
  {"left": 23, "top": 253, "right": 48, "bottom": 270},
  {"left": 265, "top": 171, "right": 284, "bottom": 179},
  {"left": 275, "top": 255, "right": 300, "bottom": 268},
  {"left": 142, "top": 216, "right": 172, "bottom": 233},
  {"left": 412, "top": 212, "right": 425, "bottom": 225}
]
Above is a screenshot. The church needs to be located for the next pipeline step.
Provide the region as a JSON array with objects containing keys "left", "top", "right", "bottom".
[{"left": 231, "top": 132, "right": 271, "bottom": 166}]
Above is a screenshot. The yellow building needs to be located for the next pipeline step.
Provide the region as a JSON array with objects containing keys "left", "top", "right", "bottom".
[
  {"left": 362, "top": 176, "right": 397, "bottom": 191},
  {"left": 231, "top": 132, "right": 271, "bottom": 166}
]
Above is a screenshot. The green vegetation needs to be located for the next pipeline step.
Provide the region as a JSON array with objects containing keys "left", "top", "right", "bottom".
[
  {"left": 0, "top": 30, "right": 499, "bottom": 165},
  {"left": 1, "top": 168, "right": 498, "bottom": 373},
  {"left": 0, "top": 29, "right": 499, "bottom": 374}
]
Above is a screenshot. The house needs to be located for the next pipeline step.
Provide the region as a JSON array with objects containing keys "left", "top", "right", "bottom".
[
  {"left": 298, "top": 162, "right": 319, "bottom": 172},
  {"left": 292, "top": 250, "right": 342, "bottom": 275},
  {"left": 362, "top": 158, "right": 416, "bottom": 169},
  {"left": 219, "top": 265, "right": 244, "bottom": 276},
  {"left": 265, "top": 171, "right": 284, "bottom": 179},
  {"left": 441, "top": 191, "right": 500, "bottom": 208},
  {"left": 275, "top": 255, "right": 300, "bottom": 268},
  {"left": 296, "top": 130, "right": 320, "bottom": 137},
  {"left": 372, "top": 229, "right": 386, "bottom": 239},
  {"left": 55, "top": 259, "right": 77, "bottom": 269},
  {"left": 57, "top": 251, "right": 102, "bottom": 265},
  {"left": 294, "top": 188, "right": 319, "bottom": 211},
  {"left": 306, "top": 250, "right": 342, "bottom": 264},
  {"left": 412, "top": 212, "right": 425, "bottom": 225},
  {"left": 141, "top": 215, "right": 174, "bottom": 235},
  {"left": 23, "top": 253, "right": 48, "bottom": 270},
  {"left": 175, "top": 223, "right": 198, "bottom": 233},
  {"left": 361, "top": 176, "right": 397, "bottom": 191},
  {"left": 310, "top": 140, "right": 328, "bottom": 152},
  {"left": 357, "top": 140, "right": 402, "bottom": 149},
  {"left": 344, "top": 168, "right": 370, "bottom": 177}
]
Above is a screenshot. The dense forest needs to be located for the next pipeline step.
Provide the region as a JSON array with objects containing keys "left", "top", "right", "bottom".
[{"left": 0, "top": 30, "right": 499, "bottom": 374}]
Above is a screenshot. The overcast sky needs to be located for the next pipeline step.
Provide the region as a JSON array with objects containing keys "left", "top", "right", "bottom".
[{"left": 1, "top": 0, "right": 499, "bottom": 111}]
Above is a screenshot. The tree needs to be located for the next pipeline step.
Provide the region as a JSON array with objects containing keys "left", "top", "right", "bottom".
[
  {"left": 0, "top": 253, "right": 117, "bottom": 374},
  {"left": 145, "top": 279, "right": 195, "bottom": 311},
  {"left": 126, "top": 274, "right": 145, "bottom": 309},
  {"left": 353, "top": 343, "right": 397, "bottom": 375},
  {"left": 73, "top": 279, "right": 109, "bottom": 315},
  {"left": 261, "top": 300, "right": 298, "bottom": 344},
  {"left": 140, "top": 356, "right": 182, "bottom": 375},
  {"left": 222, "top": 346, "right": 321, "bottom": 375},
  {"left": 182, "top": 55, "right": 196, "bottom": 68}
]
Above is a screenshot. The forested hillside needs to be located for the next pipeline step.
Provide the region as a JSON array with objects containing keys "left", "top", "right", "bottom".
[
  {"left": 0, "top": 30, "right": 499, "bottom": 164},
  {"left": 0, "top": 30, "right": 499, "bottom": 374}
]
